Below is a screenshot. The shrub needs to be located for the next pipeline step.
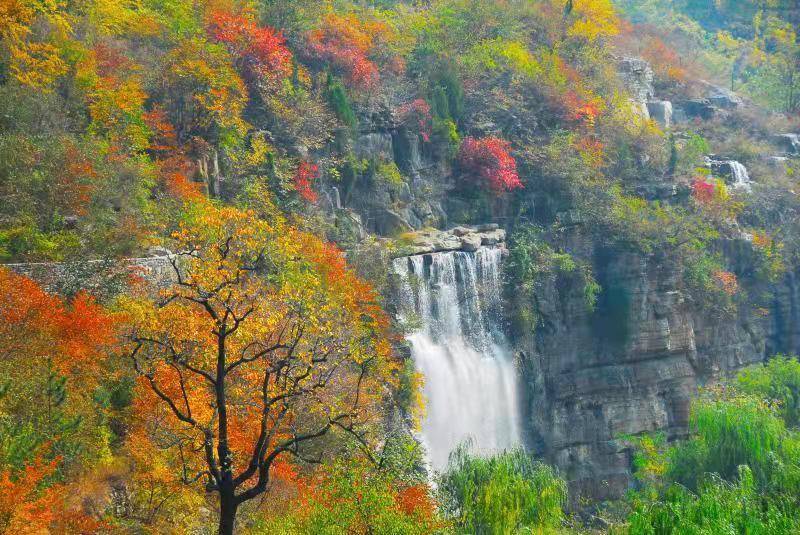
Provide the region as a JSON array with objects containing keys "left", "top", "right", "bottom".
[
  {"left": 437, "top": 443, "right": 567, "bottom": 534},
  {"left": 457, "top": 136, "right": 522, "bottom": 194}
]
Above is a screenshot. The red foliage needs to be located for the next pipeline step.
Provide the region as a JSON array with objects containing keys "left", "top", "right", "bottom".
[
  {"left": 458, "top": 136, "right": 523, "bottom": 193},
  {"left": 207, "top": 11, "right": 292, "bottom": 83},
  {"left": 294, "top": 161, "right": 320, "bottom": 203},
  {"left": 93, "top": 42, "right": 133, "bottom": 79},
  {"left": 306, "top": 14, "right": 382, "bottom": 90},
  {"left": 691, "top": 177, "right": 716, "bottom": 204},
  {"left": 398, "top": 99, "right": 432, "bottom": 142}
]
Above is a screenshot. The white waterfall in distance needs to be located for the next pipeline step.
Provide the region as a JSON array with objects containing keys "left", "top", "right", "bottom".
[{"left": 393, "top": 247, "right": 521, "bottom": 470}]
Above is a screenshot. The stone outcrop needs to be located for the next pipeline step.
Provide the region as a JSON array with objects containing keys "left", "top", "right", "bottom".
[
  {"left": 674, "top": 98, "right": 721, "bottom": 122},
  {"left": 398, "top": 225, "right": 506, "bottom": 256},
  {"left": 646, "top": 100, "right": 673, "bottom": 128},
  {"left": 773, "top": 133, "right": 800, "bottom": 155},
  {"left": 515, "top": 232, "right": 798, "bottom": 505},
  {"left": 701, "top": 82, "right": 743, "bottom": 109},
  {"left": 617, "top": 57, "right": 655, "bottom": 104}
]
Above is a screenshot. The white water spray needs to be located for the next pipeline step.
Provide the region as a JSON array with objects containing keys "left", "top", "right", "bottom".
[{"left": 393, "top": 248, "right": 521, "bottom": 469}]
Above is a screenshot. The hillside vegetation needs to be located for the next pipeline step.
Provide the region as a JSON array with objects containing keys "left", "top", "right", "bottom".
[{"left": 0, "top": 0, "right": 799, "bottom": 533}]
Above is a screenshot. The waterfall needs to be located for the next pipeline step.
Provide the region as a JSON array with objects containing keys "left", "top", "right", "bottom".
[
  {"left": 393, "top": 248, "right": 521, "bottom": 470},
  {"left": 706, "top": 156, "right": 752, "bottom": 191}
]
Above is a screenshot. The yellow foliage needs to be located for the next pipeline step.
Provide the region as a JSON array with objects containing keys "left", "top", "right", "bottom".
[
  {"left": 562, "top": 0, "right": 619, "bottom": 42},
  {"left": 0, "top": 0, "right": 72, "bottom": 90}
]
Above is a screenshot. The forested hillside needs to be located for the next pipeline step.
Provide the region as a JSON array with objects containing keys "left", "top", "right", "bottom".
[{"left": 1, "top": 0, "right": 799, "bottom": 533}]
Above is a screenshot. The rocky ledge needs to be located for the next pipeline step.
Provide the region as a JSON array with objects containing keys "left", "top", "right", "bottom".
[{"left": 398, "top": 224, "right": 506, "bottom": 256}]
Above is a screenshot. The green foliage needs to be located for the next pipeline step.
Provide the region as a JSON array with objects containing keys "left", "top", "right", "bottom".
[
  {"left": 622, "top": 466, "right": 800, "bottom": 535},
  {"left": 667, "top": 392, "right": 795, "bottom": 492},
  {"left": 428, "top": 61, "right": 465, "bottom": 123},
  {"left": 325, "top": 74, "right": 357, "bottom": 130},
  {"left": 738, "top": 356, "right": 800, "bottom": 429},
  {"left": 506, "top": 225, "right": 599, "bottom": 335},
  {"left": 375, "top": 160, "right": 406, "bottom": 187},
  {"left": 675, "top": 132, "right": 710, "bottom": 177},
  {"left": 619, "top": 366, "right": 800, "bottom": 534},
  {"left": 437, "top": 443, "right": 567, "bottom": 535},
  {"left": 255, "top": 439, "right": 438, "bottom": 535}
]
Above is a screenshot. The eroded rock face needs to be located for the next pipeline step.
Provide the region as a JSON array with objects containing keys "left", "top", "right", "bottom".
[
  {"left": 674, "top": 99, "right": 721, "bottom": 121},
  {"left": 617, "top": 57, "right": 655, "bottom": 104},
  {"left": 515, "top": 235, "right": 795, "bottom": 505}
]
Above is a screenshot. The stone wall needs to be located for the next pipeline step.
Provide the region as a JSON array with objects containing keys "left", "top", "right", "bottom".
[{"left": 3, "top": 255, "right": 176, "bottom": 293}]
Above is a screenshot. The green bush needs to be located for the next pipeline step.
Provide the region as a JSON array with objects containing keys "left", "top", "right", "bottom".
[
  {"left": 437, "top": 443, "right": 567, "bottom": 535},
  {"left": 738, "top": 356, "right": 800, "bottom": 429}
]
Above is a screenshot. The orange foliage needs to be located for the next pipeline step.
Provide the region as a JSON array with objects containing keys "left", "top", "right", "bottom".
[
  {"left": 0, "top": 267, "right": 118, "bottom": 381},
  {"left": 59, "top": 141, "right": 98, "bottom": 217},
  {"left": 143, "top": 109, "right": 202, "bottom": 200},
  {"left": 0, "top": 452, "right": 105, "bottom": 534},
  {"left": 122, "top": 201, "right": 399, "bottom": 524},
  {"left": 563, "top": 90, "right": 602, "bottom": 127},
  {"left": 395, "top": 484, "right": 437, "bottom": 518},
  {"left": 713, "top": 270, "right": 739, "bottom": 296},
  {"left": 642, "top": 36, "right": 687, "bottom": 82}
]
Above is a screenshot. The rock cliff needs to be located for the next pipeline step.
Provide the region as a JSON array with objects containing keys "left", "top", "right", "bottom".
[{"left": 514, "top": 230, "right": 799, "bottom": 503}]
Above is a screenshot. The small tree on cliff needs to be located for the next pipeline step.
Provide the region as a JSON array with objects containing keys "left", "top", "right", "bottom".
[
  {"left": 457, "top": 136, "right": 523, "bottom": 194},
  {"left": 122, "top": 201, "right": 398, "bottom": 535}
]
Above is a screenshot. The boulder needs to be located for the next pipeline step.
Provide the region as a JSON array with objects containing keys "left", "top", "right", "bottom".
[
  {"left": 773, "top": 133, "right": 800, "bottom": 155},
  {"left": 433, "top": 234, "right": 462, "bottom": 252},
  {"left": 460, "top": 234, "right": 483, "bottom": 252},
  {"left": 675, "top": 99, "right": 719, "bottom": 121},
  {"left": 765, "top": 155, "right": 789, "bottom": 168},
  {"left": 374, "top": 209, "right": 413, "bottom": 236},
  {"left": 704, "top": 83, "right": 743, "bottom": 109},
  {"left": 646, "top": 100, "right": 673, "bottom": 128},
  {"left": 480, "top": 229, "right": 506, "bottom": 246}
]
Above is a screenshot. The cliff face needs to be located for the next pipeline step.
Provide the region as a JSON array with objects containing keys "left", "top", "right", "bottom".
[{"left": 515, "top": 231, "right": 798, "bottom": 503}]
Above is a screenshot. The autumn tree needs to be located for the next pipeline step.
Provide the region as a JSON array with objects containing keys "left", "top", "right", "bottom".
[
  {"left": 206, "top": 11, "right": 292, "bottom": 88},
  {"left": 0, "top": 267, "right": 118, "bottom": 531},
  {"left": 121, "top": 201, "right": 399, "bottom": 535},
  {"left": 457, "top": 136, "right": 523, "bottom": 193},
  {"left": 305, "top": 12, "right": 403, "bottom": 90}
]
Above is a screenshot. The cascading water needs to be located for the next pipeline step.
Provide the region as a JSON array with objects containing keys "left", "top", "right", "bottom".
[
  {"left": 393, "top": 247, "right": 521, "bottom": 469},
  {"left": 706, "top": 156, "right": 752, "bottom": 191}
]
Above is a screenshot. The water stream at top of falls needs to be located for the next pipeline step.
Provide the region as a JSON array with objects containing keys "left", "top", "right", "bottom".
[{"left": 393, "top": 247, "right": 521, "bottom": 470}]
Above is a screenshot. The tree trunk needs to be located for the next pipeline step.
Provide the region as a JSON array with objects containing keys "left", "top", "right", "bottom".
[{"left": 218, "top": 495, "right": 238, "bottom": 535}]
